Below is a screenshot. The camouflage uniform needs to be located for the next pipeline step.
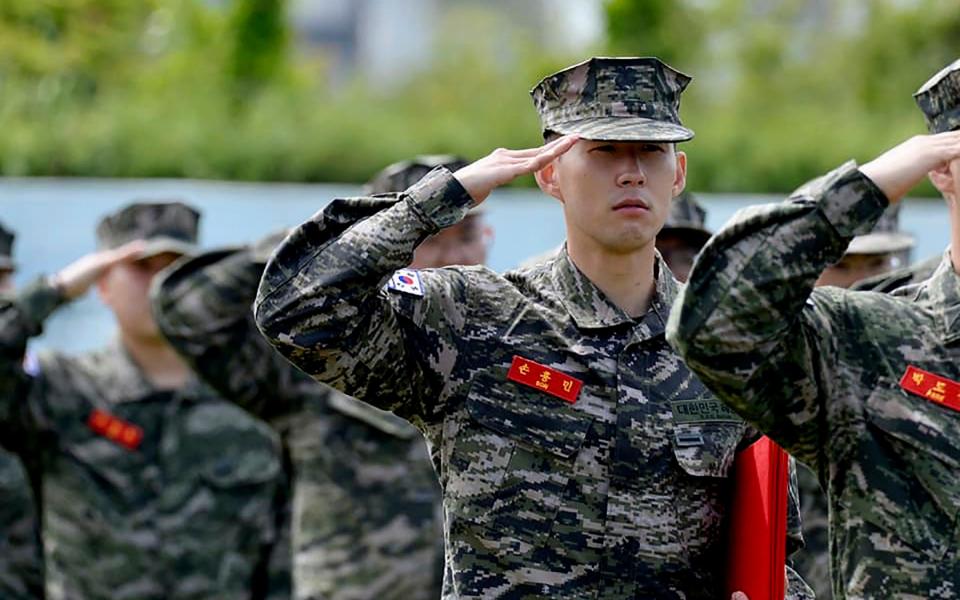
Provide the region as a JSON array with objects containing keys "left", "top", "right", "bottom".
[
  {"left": 0, "top": 203, "right": 288, "bottom": 600},
  {"left": 254, "top": 58, "right": 810, "bottom": 599},
  {"left": 0, "top": 222, "right": 45, "bottom": 600},
  {"left": 667, "top": 60, "right": 960, "bottom": 599},
  {"left": 152, "top": 235, "right": 444, "bottom": 600}
]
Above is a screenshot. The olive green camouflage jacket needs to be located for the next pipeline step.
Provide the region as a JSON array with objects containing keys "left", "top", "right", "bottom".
[
  {"left": 668, "top": 162, "right": 960, "bottom": 598},
  {"left": 0, "top": 446, "right": 44, "bottom": 599},
  {"left": 152, "top": 243, "right": 444, "bottom": 600},
  {"left": 0, "top": 280, "right": 287, "bottom": 600},
  {"left": 254, "top": 168, "right": 811, "bottom": 599}
]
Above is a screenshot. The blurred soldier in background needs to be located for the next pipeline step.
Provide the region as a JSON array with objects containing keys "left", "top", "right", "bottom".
[
  {"left": 152, "top": 155, "right": 490, "bottom": 600},
  {"left": 656, "top": 190, "right": 712, "bottom": 282},
  {"left": 0, "top": 202, "right": 288, "bottom": 600},
  {"left": 0, "top": 221, "right": 45, "bottom": 600},
  {"left": 816, "top": 204, "right": 915, "bottom": 289}
]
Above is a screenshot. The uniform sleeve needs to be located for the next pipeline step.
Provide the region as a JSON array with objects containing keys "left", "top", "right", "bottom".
[
  {"left": 254, "top": 168, "right": 474, "bottom": 423},
  {"left": 0, "top": 278, "right": 66, "bottom": 437},
  {"left": 152, "top": 243, "right": 318, "bottom": 422},
  {"left": 666, "top": 162, "right": 889, "bottom": 468}
]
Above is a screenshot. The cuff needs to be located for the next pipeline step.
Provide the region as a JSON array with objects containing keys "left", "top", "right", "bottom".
[
  {"left": 404, "top": 167, "right": 476, "bottom": 231},
  {"left": 18, "top": 277, "right": 67, "bottom": 329},
  {"left": 813, "top": 160, "right": 890, "bottom": 239}
]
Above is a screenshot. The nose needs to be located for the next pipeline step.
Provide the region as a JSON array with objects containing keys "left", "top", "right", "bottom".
[{"left": 616, "top": 155, "right": 645, "bottom": 187}]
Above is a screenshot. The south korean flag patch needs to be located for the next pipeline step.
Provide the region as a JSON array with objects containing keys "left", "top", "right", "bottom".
[{"left": 386, "top": 268, "right": 424, "bottom": 297}]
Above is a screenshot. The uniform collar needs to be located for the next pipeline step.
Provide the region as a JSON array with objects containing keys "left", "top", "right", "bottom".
[
  {"left": 919, "top": 251, "right": 960, "bottom": 344},
  {"left": 101, "top": 339, "right": 204, "bottom": 405},
  {"left": 551, "top": 246, "right": 680, "bottom": 336}
]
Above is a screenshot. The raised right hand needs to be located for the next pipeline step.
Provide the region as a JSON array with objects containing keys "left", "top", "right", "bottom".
[
  {"left": 50, "top": 240, "right": 146, "bottom": 300},
  {"left": 860, "top": 130, "right": 960, "bottom": 204},
  {"left": 453, "top": 135, "right": 579, "bottom": 205}
]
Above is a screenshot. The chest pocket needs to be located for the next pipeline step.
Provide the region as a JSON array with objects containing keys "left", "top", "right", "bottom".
[
  {"left": 669, "top": 396, "right": 745, "bottom": 479},
  {"left": 856, "top": 379, "right": 960, "bottom": 558},
  {"left": 448, "top": 367, "right": 592, "bottom": 539}
]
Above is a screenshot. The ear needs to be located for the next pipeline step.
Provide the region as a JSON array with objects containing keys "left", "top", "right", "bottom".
[
  {"left": 672, "top": 150, "right": 688, "bottom": 198},
  {"left": 534, "top": 160, "right": 564, "bottom": 203},
  {"left": 95, "top": 268, "right": 113, "bottom": 306},
  {"left": 929, "top": 163, "right": 957, "bottom": 202}
]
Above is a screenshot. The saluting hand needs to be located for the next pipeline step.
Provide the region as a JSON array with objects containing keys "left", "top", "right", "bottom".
[
  {"left": 860, "top": 129, "right": 960, "bottom": 204},
  {"left": 453, "top": 135, "right": 579, "bottom": 205},
  {"left": 50, "top": 240, "right": 146, "bottom": 300}
]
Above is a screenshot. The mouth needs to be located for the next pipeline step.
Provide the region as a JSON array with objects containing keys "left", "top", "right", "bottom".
[{"left": 612, "top": 198, "right": 651, "bottom": 213}]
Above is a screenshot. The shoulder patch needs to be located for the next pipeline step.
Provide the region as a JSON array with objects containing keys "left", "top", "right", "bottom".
[{"left": 386, "top": 268, "right": 424, "bottom": 297}]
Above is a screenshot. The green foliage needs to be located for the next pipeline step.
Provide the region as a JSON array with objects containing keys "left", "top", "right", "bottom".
[{"left": 0, "top": 0, "right": 956, "bottom": 194}]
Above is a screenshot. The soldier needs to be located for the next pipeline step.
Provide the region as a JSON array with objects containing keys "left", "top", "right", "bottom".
[
  {"left": 656, "top": 190, "right": 712, "bottom": 282},
  {"left": 0, "top": 222, "right": 45, "bottom": 600},
  {"left": 667, "top": 59, "right": 960, "bottom": 598},
  {"left": 815, "top": 204, "right": 914, "bottom": 288},
  {"left": 150, "top": 156, "right": 481, "bottom": 600},
  {"left": 0, "top": 202, "right": 288, "bottom": 600},
  {"left": 254, "top": 57, "right": 811, "bottom": 598}
]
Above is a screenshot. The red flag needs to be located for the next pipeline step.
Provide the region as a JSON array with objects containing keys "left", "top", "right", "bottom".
[{"left": 725, "top": 436, "right": 789, "bottom": 600}]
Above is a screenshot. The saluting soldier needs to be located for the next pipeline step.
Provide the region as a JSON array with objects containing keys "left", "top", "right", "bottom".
[
  {"left": 0, "top": 221, "right": 45, "bottom": 600},
  {"left": 0, "top": 202, "right": 288, "bottom": 600},
  {"left": 151, "top": 156, "right": 489, "bottom": 600},
  {"left": 254, "top": 57, "right": 810, "bottom": 599},
  {"left": 668, "top": 59, "right": 960, "bottom": 598}
]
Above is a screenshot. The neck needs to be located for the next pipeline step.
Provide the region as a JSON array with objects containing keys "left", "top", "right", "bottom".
[
  {"left": 566, "top": 236, "right": 657, "bottom": 318},
  {"left": 119, "top": 331, "right": 192, "bottom": 390}
]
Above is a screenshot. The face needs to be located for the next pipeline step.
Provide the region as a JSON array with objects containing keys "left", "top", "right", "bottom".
[
  {"left": 411, "top": 215, "right": 491, "bottom": 269},
  {"left": 815, "top": 253, "right": 896, "bottom": 289},
  {"left": 0, "top": 269, "right": 13, "bottom": 293},
  {"left": 98, "top": 252, "right": 182, "bottom": 340},
  {"left": 655, "top": 233, "right": 702, "bottom": 283},
  {"left": 536, "top": 139, "right": 687, "bottom": 255}
]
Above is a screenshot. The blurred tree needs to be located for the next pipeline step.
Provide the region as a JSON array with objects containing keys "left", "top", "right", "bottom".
[{"left": 226, "top": 0, "right": 289, "bottom": 102}]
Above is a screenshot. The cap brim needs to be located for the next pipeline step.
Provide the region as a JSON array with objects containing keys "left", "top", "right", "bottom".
[
  {"left": 550, "top": 116, "right": 694, "bottom": 142},
  {"left": 138, "top": 237, "right": 198, "bottom": 260},
  {"left": 846, "top": 232, "right": 915, "bottom": 255}
]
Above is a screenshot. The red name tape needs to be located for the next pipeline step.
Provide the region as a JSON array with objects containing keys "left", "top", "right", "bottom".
[{"left": 506, "top": 355, "right": 583, "bottom": 404}]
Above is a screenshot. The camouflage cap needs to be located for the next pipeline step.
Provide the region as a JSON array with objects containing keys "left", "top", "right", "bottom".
[
  {"left": 0, "top": 221, "right": 14, "bottom": 271},
  {"left": 531, "top": 56, "right": 694, "bottom": 142},
  {"left": 96, "top": 201, "right": 200, "bottom": 259},
  {"left": 364, "top": 155, "right": 470, "bottom": 195},
  {"left": 660, "top": 191, "right": 711, "bottom": 247},
  {"left": 846, "top": 203, "right": 914, "bottom": 255},
  {"left": 914, "top": 58, "right": 960, "bottom": 133}
]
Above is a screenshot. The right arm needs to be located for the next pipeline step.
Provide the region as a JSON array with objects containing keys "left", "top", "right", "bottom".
[
  {"left": 255, "top": 136, "right": 579, "bottom": 421},
  {"left": 152, "top": 238, "right": 317, "bottom": 421}
]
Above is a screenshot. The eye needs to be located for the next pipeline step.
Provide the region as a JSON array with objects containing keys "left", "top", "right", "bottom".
[
  {"left": 642, "top": 143, "right": 666, "bottom": 153},
  {"left": 589, "top": 144, "right": 616, "bottom": 153}
]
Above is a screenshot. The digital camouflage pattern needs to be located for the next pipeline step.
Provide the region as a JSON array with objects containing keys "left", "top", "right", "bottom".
[
  {"left": 0, "top": 278, "right": 287, "bottom": 600},
  {"left": 151, "top": 240, "right": 444, "bottom": 600},
  {"left": 852, "top": 254, "right": 941, "bottom": 293},
  {"left": 254, "top": 167, "right": 812, "bottom": 599},
  {"left": 915, "top": 57, "right": 960, "bottom": 134},
  {"left": 0, "top": 448, "right": 44, "bottom": 599},
  {"left": 531, "top": 57, "right": 694, "bottom": 142},
  {"left": 668, "top": 161, "right": 960, "bottom": 598},
  {"left": 96, "top": 201, "right": 200, "bottom": 258}
]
